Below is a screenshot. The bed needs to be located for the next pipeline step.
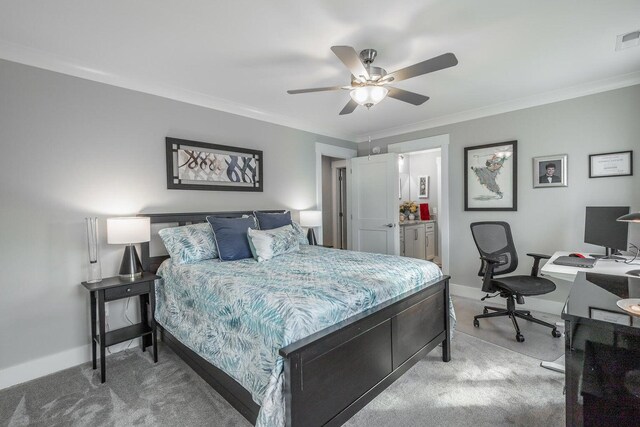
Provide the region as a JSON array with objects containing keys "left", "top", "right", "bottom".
[{"left": 140, "top": 211, "right": 453, "bottom": 427}]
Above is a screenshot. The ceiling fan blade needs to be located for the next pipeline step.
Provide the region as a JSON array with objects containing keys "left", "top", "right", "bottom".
[
  {"left": 387, "top": 87, "right": 430, "bottom": 105},
  {"left": 339, "top": 99, "right": 358, "bottom": 115},
  {"left": 387, "top": 52, "right": 458, "bottom": 83},
  {"left": 287, "top": 86, "right": 344, "bottom": 94},
  {"left": 331, "top": 46, "right": 370, "bottom": 81}
]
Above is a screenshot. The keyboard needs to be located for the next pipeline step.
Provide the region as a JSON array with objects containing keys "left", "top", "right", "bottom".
[{"left": 552, "top": 256, "right": 597, "bottom": 268}]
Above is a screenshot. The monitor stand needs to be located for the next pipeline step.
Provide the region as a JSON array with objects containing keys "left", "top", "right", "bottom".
[{"left": 590, "top": 247, "right": 626, "bottom": 261}]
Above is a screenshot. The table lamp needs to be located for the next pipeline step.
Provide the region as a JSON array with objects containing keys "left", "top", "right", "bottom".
[
  {"left": 107, "top": 217, "right": 150, "bottom": 280},
  {"left": 617, "top": 212, "right": 640, "bottom": 277},
  {"left": 299, "top": 210, "right": 322, "bottom": 245}
]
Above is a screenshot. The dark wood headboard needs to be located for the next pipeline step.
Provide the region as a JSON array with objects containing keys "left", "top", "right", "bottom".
[{"left": 139, "top": 210, "right": 285, "bottom": 273}]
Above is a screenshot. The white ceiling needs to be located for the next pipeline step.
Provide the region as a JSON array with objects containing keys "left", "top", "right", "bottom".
[{"left": 0, "top": 0, "right": 639, "bottom": 142}]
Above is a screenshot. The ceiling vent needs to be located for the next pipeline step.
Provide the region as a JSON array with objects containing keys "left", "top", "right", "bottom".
[{"left": 616, "top": 30, "right": 640, "bottom": 51}]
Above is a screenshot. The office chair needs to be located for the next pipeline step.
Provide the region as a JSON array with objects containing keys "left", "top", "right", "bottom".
[{"left": 470, "top": 221, "right": 561, "bottom": 343}]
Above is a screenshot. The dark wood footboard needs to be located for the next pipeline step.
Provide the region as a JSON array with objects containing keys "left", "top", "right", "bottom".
[{"left": 280, "top": 277, "right": 450, "bottom": 427}]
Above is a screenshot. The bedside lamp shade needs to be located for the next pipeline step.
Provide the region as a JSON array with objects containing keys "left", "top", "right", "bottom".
[
  {"left": 107, "top": 217, "right": 150, "bottom": 244},
  {"left": 299, "top": 210, "right": 322, "bottom": 227},
  {"left": 299, "top": 210, "right": 322, "bottom": 245},
  {"left": 107, "top": 217, "right": 150, "bottom": 280}
]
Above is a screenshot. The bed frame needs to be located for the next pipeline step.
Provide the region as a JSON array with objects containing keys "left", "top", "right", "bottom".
[{"left": 140, "top": 211, "right": 451, "bottom": 427}]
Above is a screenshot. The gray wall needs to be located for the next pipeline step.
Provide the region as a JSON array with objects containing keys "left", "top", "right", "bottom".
[
  {"left": 359, "top": 85, "right": 640, "bottom": 303},
  {"left": 0, "top": 59, "right": 355, "bottom": 371}
]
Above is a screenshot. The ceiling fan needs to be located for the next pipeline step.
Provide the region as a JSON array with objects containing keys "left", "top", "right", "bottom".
[{"left": 287, "top": 46, "right": 458, "bottom": 115}]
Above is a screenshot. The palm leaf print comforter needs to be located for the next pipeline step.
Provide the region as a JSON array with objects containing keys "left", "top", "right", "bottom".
[{"left": 155, "top": 245, "right": 453, "bottom": 427}]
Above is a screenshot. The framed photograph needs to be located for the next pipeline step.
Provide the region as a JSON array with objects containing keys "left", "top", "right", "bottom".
[
  {"left": 589, "top": 151, "right": 633, "bottom": 178},
  {"left": 418, "top": 175, "right": 429, "bottom": 198},
  {"left": 533, "top": 154, "right": 568, "bottom": 188},
  {"left": 464, "top": 140, "right": 517, "bottom": 211},
  {"left": 166, "top": 137, "right": 263, "bottom": 192}
]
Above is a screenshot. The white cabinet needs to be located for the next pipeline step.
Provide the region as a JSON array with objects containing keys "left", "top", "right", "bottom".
[
  {"left": 402, "top": 224, "right": 426, "bottom": 260},
  {"left": 400, "top": 221, "right": 436, "bottom": 261},
  {"left": 425, "top": 222, "right": 436, "bottom": 261}
]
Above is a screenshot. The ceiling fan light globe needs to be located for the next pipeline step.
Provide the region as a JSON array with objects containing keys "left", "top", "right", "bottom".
[{"left": 350, "top": 86, "right": 389, "bottom": 107}]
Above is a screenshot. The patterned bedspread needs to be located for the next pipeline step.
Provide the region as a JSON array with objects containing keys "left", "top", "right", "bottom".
[{"left": 155, "top": 245, "right": 454, "bottom": 427}]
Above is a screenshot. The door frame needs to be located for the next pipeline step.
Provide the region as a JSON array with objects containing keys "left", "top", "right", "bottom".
[
  {"left": 388, "top": 134, "right": 450, "bottom": 275},
  {"left": 316, "top": 143, "right": 357, "bottom": 245},
  {"left": 331, "top": 160, "right": 347, "bottom": 249}
]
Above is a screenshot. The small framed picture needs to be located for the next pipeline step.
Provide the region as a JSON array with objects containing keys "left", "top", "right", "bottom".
[
  {"left": 533, "top": 155, "right": 568, "bottom": 188},
  {"left": 589, "top": 151, "right": 633, "bottom": 178},
  {"left": 418, "top": 175, "right": 429, "bottom": 198}
]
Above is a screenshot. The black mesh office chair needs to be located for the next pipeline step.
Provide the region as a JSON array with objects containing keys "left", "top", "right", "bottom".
[{"left": 470, "top": 221, "right": 561, "bottom": 342}]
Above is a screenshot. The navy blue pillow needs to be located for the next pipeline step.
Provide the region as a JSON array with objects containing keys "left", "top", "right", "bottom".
[
  {"left": 206, "top": 216, "right": 257, "bottom": 261},
  {"left": 254, "top": 211, "right": 291, "bottom": 230}
]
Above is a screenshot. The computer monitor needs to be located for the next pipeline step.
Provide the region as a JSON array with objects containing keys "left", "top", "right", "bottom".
[{"left": 584, "top": 206, "right": 630, "bottom": 255}]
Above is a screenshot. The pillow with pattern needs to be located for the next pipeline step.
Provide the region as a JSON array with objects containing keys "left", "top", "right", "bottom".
[
  {"left": 291, "top": 221, "right": 309, "bottom": 246},
  {"left": 247, "top": 225, "right": 300, "bottom": 262},
  {"left": 158, "top": 222, "right": 218, "bottom": 264}
]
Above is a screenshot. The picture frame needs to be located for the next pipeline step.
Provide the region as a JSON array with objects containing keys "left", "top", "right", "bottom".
[
  {"left": 418, "top": 175, "right": 429, "bottom": 198},
  {"left": 464, "top": 140, "right": 517, "bottom": 211},
  {"left": 589, "top": 151, "right": 633, "bottom": 178},
  {"left": 533, "top": 154, "right": 568, "bottom": 188},
  {"left": 166, "top": 137, "right": 263, "bottom": 192}
]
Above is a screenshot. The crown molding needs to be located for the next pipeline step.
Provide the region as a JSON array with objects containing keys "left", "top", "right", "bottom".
[
  {"left": 355, "top": 71, "right": 640, "bottom": 142},
  {"left": 0, "top": 39, "right": 357, "bottom": 142}
]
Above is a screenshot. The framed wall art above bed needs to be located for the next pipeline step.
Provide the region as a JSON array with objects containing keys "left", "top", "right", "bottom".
[{"left": 166, "top": 137, "right": 263, "bottom": 192}]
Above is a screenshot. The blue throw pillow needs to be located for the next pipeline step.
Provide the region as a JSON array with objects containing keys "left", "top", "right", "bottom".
[
  {"left": 254, "top": 211, "right": 291, "bottom": 230},
  {"left": 207, "top": 216, "right": 257, "bottom": 261}
]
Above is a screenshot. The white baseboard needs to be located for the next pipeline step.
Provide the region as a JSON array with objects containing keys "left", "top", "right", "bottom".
[
  {"left": 0, "top": 340, "right": 140, "bottom": 391},
  {"left": 450, "top": 282, "right": 565, "bottom": 315}
]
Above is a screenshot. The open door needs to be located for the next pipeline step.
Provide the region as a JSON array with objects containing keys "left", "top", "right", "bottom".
[{"left": 347, "top": 153, "right": 399, "bottom": 255}]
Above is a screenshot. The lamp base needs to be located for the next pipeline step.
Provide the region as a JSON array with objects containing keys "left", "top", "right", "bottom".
[
  {"left": 307, "top": 228, "right": 317, "bottom": 246},
  {"left": 119, "top": 244, "right": 143, "bottom": 281}
]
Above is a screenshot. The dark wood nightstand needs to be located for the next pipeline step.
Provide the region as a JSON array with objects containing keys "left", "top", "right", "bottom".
[{"left": 82, "top": 272, "right": 159, "bottom": 383}]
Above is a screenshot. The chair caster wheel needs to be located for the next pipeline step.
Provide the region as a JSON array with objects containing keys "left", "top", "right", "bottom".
[
  {"left": 473, "top": 319, "right": 480, "bottom": 328},
  {"left": 516, "top": 334, "right": 525, "bottom": 343},
  {"left": 483, "top": 308, "right": 488, "bottom": 314},
  {"left": 552, "top": 329, "right": 562, "bottom": 338}
]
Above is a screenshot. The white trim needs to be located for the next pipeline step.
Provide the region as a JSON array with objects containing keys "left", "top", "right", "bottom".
[
  {"left": 0, "top": 39, "right": 355, "bottom": 142},
  {"left": 355, "top": 71, "right": 640, "bottom": 142},
  {"left": 0, "top": 339, "right": 141, "bottom": 390},
  {"left": 388, "top": 135, "right": 450, "bottom": 276},
  {"left": 450, "top": 283, "right": 565, "bottom": 315},
  {"left": 315, "top": 143, "right": 357, "bottom": 245}
]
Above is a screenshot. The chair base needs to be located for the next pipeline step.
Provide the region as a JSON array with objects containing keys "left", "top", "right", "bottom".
[{"left": 473, "top": 296, "right": 561, "bottom": 343}]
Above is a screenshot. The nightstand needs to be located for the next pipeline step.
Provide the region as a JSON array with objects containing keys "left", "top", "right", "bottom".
[{"left": 82, "top": 272, "right": 159, "bottom": 383}]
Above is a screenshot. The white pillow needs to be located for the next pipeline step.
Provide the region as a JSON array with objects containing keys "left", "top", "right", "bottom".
[{"left": 247, "top": 225, "right": 300, "bottom": 262}]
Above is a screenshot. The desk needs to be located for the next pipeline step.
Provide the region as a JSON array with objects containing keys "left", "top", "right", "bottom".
[
  {"left": 562, "top": 272, "right": 640, "bottom": 426},
  {"left": 541, "top": 251, "right": 637, "bottom": 282}
]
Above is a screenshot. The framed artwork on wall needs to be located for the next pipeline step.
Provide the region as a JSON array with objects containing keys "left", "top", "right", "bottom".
[
  {"left": 589, "top": 151, "right": 633, "bottom": 178},
  {"left": 418, "top": 175, "right": 429, "bottom": 198},
  {"left": 166, "top": 137, "right": 263, "bottom": 192},
  {"left": 464, "top": 140, "right": 517, "bottom": 211},
  {"left": 533, "top": 154, "right": 568, "bottom": 188}
]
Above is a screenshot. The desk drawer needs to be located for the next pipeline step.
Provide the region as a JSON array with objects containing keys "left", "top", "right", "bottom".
[{"left": 104, "top": 282, "right": 149, "bottom": 301}]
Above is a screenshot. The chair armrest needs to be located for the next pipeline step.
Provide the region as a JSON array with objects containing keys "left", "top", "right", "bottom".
[
  {"left": 526, "top": 253, "right": 551, "bottom": 260},
  {"left": 526, "top": 253, "right": 551, "bottom": 277}
]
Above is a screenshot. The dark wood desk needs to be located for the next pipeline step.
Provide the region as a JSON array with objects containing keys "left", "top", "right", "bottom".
[
  {"left": 82, "top": 272, "right": 159, "bottom": 383},
  {"left": 562, "top": 272, "right": 640, "bottom": 426}
]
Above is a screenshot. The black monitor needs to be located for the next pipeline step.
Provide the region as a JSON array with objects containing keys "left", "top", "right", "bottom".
[{"left": 584, "top": 206, "right": 630, "bottom": 255}]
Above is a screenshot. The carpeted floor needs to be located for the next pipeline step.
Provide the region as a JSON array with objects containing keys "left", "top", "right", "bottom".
[
  {"left": 1, "top": 331, "right": 564, "bottom": 427},
  {"left": 453, "top": 296, "right": 565, "bottom": 362}
]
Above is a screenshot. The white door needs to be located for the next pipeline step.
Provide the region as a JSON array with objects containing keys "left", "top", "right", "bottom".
[{"left": 347, "top": 153, "right": 399, "bottom": 255}]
